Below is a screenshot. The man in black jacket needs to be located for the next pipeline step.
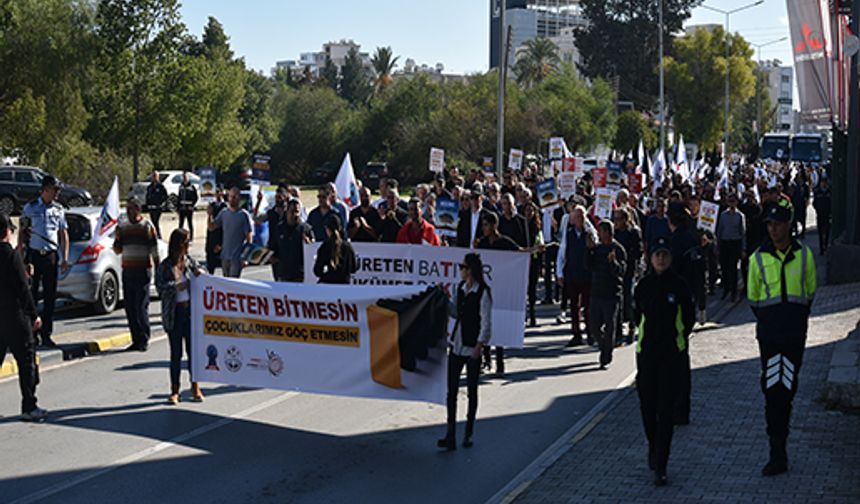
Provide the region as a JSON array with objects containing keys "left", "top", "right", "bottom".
[
  {"left": 456, "top": 185, "right": 494, "bottom": 248},
  {"left": 585, "top": 220, "right": 627, "bottom": 369},
  {"left": 634, "top": 236, "right": 695, "bottom": 486},
  {"left": 812, "top": 177, "right": 831, "bottom": 255},
  {"left": 145, "top": 171, "right": 168, "bottom": 239},
  {"left": 0, "top": 214, "right": 47, "bottom": 422},
  {"left": 177, "top": 172, "right": 199, "bottom": 240}
]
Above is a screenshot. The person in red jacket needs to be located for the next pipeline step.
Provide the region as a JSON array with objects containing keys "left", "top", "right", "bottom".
[{"left": 397, "top": 197, "right": 441, "bottom": 246}]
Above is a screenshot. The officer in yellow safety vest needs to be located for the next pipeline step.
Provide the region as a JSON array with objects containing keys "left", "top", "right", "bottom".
[{"left": 747, "top": 196, "right": 816, "bottom": 477}]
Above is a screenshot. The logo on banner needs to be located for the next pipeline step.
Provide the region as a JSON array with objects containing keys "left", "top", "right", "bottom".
[
  {"left": 247, "top": 350, "right": 285, "bottom": 377},
  {"left": 205, "top": 345, "right": 220, "bottom": 371},
  {"left": 795, "top": 23, "right": 824, "bottom": 53},
  {"left": 224, "top": 345, "right": 243, "bottom": 373}
]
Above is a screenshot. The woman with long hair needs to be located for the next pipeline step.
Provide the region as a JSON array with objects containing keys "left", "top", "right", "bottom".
[
  {"left": 523, "top": 202, "right": 544, "bottom": 327},
  {"left": 438, "top": 252, "right": 493, "bottom": 451},
  {"left": 313, "top": 215, "right": 357, "bottom": 284},
  {"left": 156, "top": 228, "right": 204, "bottom": 405}
]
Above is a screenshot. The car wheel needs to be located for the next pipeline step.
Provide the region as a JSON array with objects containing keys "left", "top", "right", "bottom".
[
  {"left": 94, "top": 270, "right": 119, "bottom": 314},
  {"left": 0, "top": 196, "right": 14, "bottom": 215},
  {"left": 67, "top": 196, "right": 85, "bottom": 208},
  {"left": 167, "top": 194, "right": 178, "bottom": 212}
]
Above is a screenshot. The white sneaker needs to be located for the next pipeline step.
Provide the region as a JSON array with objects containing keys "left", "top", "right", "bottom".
[{"left": 697, "top": 309, "right": 707, "bottom": 325}]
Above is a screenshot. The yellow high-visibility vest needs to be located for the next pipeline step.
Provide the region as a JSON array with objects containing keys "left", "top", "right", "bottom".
[{"left": 747, "top": 241, "right": 816, "bottom": 308}]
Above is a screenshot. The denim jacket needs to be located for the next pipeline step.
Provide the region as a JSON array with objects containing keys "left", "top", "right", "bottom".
[{"left": 156, "top": 255, "right": 202, "bottom": 333}]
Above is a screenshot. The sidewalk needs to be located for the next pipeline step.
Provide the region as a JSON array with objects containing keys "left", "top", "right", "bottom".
[{"left": 509, "top": 280, "right": 860, "bottom": 503}]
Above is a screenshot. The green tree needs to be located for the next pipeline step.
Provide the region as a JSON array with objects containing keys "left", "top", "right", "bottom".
[
  {"left": 370, "top": 46, "right": 399, "bottom": 93},
  {"left": 665, "top": 26, "right": 756, "bottom": 151},
  {"left": 240, "top": 70, "right": 277, "bottom": 164},
  {"left": 339, "top": 47, "right": 370, "bottom": 105},
  {"left": 320, "top": 55, "right": 338, "bottom": 90},
  {"left": 91, "top": 0, "right": 188, "bottom": 180},
  {"left": 512, "top": 38, "right": 560, "bottom": 88},
  {"left": 613, "top": 110, "right": 657, "bottom": 154},
  {"left": 575, "top": 0, "right": 700, "bottom": 111}
]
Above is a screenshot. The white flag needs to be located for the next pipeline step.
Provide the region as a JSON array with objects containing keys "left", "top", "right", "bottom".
[
  {"left": 676, "top": 135, "right": 690, "bottom": 181},
  {"left": 651, "top": 149, "right": 665, "bottom": 196},
  {"left": 335, "top": 153, "right": 360, "bottom": 208},
  {"left": 90, "top": 176, "right": 120, "bottom": 247},
  {"left": 636, "top": 140, "right": 645, "bottom": 173}
]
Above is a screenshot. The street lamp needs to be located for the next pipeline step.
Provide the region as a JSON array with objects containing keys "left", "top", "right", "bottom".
[
  {"left": 701, "top": 0, "right": 764, "bottom": 156},
  {"left": 751, "top": 36, "right": 788, "bottom": 145}
]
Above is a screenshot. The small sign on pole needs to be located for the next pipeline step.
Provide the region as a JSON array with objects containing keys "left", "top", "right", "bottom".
[
  {"left": 549, "top": 137, "right": 564, "bottom": 160},
  {"left": 698, "top": 201, "right": 720, "bottom": 233},
  {"left": 592, "top": 167, "right": 608, "bottom": 188},
  {"left": 558, "top": 172, "right": 577, "bottom": 199}
]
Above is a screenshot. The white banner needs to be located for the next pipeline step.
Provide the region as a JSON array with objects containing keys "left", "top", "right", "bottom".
[
  {"left": 594, "top": 187, "right": 614, "bottom": 221},
  {"left": 191, "top": 275, "right": 449, "bottom": 404},
  {"left": 303, "top": 243, "right": 529, "bottom": 348}
]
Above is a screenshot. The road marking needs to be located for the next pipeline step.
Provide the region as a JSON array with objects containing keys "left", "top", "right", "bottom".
[
  {"left": 498, "top": 480, "right": 533, "bottom": 504},
  {"left": 9, "top": 392, "right": 297, "bottom": 504},
  {"left": 570, "top": 411, "right": 606, "bottom": 445}
]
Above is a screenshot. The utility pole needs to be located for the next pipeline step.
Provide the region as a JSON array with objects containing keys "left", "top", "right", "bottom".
[
  {"left": 658, "top": 0, "right": 665, "bottom": 155},
  {"left": 702, "top": 1, "right": 764, "bottom": 156},
  {"left": 496, "top": 0, "right": 506, "bottom": 181}
]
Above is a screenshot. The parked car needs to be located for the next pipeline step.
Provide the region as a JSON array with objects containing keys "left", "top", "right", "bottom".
[
  {"left": 128, "top": 170, "right": 203, "bottom": 211},
  {"left": 312, "top": 161, "right": 339, "bottom": 184},
  {"left": 57, "top": 207, "right": 167, "bottom": 314},
  {"left": 0, "top": 166, "right": 93, "bottom": 215},
  {"left": 359, "top": 162, "right": 391, "bottom": 187}
]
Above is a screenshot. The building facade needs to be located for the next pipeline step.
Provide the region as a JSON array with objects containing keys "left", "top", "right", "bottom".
[
  {"left": 275, "top": 40, "right": 371, "bottom": 77},
  {"left": 490, "top": 0, "right": 586, "bottom": 69},
  {"left": 760, "top": 60, "right": 794, "bottom": 131}
]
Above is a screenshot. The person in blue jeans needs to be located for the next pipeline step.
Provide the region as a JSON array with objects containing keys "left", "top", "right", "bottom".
[{"left": 156, "top": 228, "right": 205, "bottom": 405}]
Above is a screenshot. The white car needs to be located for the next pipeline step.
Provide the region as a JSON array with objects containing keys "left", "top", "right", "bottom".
[{"left": 128, "top": 171, "right": 204, "bottom": 211}]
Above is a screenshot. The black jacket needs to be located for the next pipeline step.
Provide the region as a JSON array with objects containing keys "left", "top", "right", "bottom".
[
  {"left": 456, "top": 208, "right": 495, "bottom": 248},
  {"left": 633, "top": 268, "right": 695, "bottom": 359},
  {"left": 314, "top": 239, "right": 357, "bottom": 284},
  {"left": 0, "top": 242, "right": 38, "bottom": 324},
  {"left": 145, "top": 182, "right": 168, "bottom": 212},
  {"left": 177, "top": 183, "right": 198, "bottom": 212},
  {"left": 585, "top": 240, "right": 627, "bottom": 300},
  {"left": 498, "top": 213, "right": 527, "bottom": 248}
]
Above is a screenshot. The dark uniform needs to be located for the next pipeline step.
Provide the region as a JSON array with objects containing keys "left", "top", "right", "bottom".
[
  {"left": 747, "top": 200, "right": 816, "bottom": 476},
  {"left": 22, "top": 181, "right": 68, "bottom": 347},
  {"left": 0, "top": 215, "right": 43, "bottom": 419},
  {"left": 668, "top": 218, "right": 699, "bottom": 425},
  {"left": 177, "top": 181, "right": 199, "bottom": 240},
  {"left": 145, "top": 179, "right": 168, "bottom": 239},
  {"left": 812, "top": 183, "right": 831, "bottom": 255},
  {"left": 633, "top": 237, "right": 695, "bottom": 485}
]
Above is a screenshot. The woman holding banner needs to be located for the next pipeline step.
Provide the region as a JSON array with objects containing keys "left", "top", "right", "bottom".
[
  {"left": 438, "top": 252, "right": 493, "bottom": 451},
  {"left": 156, "top": 229, "right": 205, "bottom": 405},
  {"left": 313, "top": 215, "right": 357, "bottom": 284}
]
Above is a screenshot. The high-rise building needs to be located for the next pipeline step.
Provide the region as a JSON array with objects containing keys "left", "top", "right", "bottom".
[
  {"left": 490, "top": 0, "right": 586, "bottom": 69},
  {"left": 275, "top": 40, "right": 371, "bottom": 77},
  {"left": 760, "top": 60, "right": 794, "bottom": 131}
]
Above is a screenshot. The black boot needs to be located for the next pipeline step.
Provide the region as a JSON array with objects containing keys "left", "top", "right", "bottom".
[
  {"left": 761, "top": 439, "right": 788, "bottom": 476},
  {"left": 437, "top": 431, "right": 456, "bottom": 451}
]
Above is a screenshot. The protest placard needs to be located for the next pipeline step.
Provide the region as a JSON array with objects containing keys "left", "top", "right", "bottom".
[
  {"left": 429, "top": 147, "right": 445, "bottom": 173},
  {"left": 592, "top": 167, "right": 608, "bottom": 188},
  {"left": 594, "top": 187, "right": 614, "bottom": 221},
  {"left": 629, "top": 173, "right": 643, "bottom": 194},
  {"left": 536, "top": 178, "right": 559, "bottom": 208},
  {"left": 549, "top": 137, "right": 564, "bottom": 160},
  {"left": 698, "top": 201, "right": 720, "bottom": 233},
  {"left": 509, "top": 148, "right": 524, "bottom": 170},
  {"left": 607, "top": 161, "right": 623, "bottom": 187},
  {"left": 434, "top": 197, "right": 459, "bottom": 237},
  {"left": 558, "top": 172, "right": 577, "bottom": 199}
]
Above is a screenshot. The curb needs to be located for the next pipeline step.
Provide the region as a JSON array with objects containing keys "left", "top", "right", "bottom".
[{"left": 0, "top": 333, "right": 132, "bottom": 379}]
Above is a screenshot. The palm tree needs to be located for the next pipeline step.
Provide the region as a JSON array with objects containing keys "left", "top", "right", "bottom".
[
  {"left": 371, "top": 46, "right": 399, "bottom": 93},
  {"left": 513, "top": 38, "right": 560, "bottom": 87}
]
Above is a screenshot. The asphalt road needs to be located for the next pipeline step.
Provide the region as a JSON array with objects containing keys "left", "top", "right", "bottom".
[{"left": 0, "top": 291, "right": 638, "bottom": 504}]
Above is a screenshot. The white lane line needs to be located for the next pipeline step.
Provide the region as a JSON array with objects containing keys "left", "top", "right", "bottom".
[{"left": 9, "top": 392, "right": 297, "bottom": 504}]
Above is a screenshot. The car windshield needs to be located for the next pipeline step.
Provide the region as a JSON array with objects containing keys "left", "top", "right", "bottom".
[{"left": 67, "top": 214, "right": 92, "bottom": 242}]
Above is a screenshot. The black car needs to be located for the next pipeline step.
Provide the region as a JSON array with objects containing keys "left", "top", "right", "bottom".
[
  {"left": 359, "top": 162, "right": 391, "bottom": 187},
  {"left": 0, "top": 166, "right": 94, "bottom": 215},
  {"left": 312, "top": 161, "right": 339, "bottom": 183}
]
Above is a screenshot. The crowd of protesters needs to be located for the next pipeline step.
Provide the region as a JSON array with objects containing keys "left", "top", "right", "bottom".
[{"left": 1, "top": 153, "right": 828, "bottom": 487}]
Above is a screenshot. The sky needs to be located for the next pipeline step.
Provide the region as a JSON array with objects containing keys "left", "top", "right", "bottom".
[{"left": 179, "top": 0, "right": 794, "bottom": 76}]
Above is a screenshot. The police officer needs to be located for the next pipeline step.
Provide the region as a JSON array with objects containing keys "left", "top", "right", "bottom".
[
  {"left": 21, "top": 175, "right": 70, "bottom": 348},
  {"left": 747, "top": 196, "right": 816, "bottom": 477},
  {"left": 145, "top": 170, "right": 168, "bottom": 239},
  {"left": 633, "top": 236, "right": 695, "bottom": 486},
  {"left": 0, "top": 214, "right": 47, "bottom": 422},
  {"left": 177, "top": 172, "right": 198, "bottom": 241}
]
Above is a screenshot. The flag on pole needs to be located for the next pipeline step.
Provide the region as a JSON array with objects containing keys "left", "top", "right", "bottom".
[
  {"left": 651, "top": 149, "right": 665, "bottom": 196},
  {"left": 676, "top": 135, "right": 689, "bottom": 181},
  {"left": 335, "top": 153, "right": 360, "bottom": 208},
  {"left": 637, "top": 140, "right": 645, "bottom": 172},
  {"left": 90, "top": 176, "right": 120, "bottom": 247}
]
